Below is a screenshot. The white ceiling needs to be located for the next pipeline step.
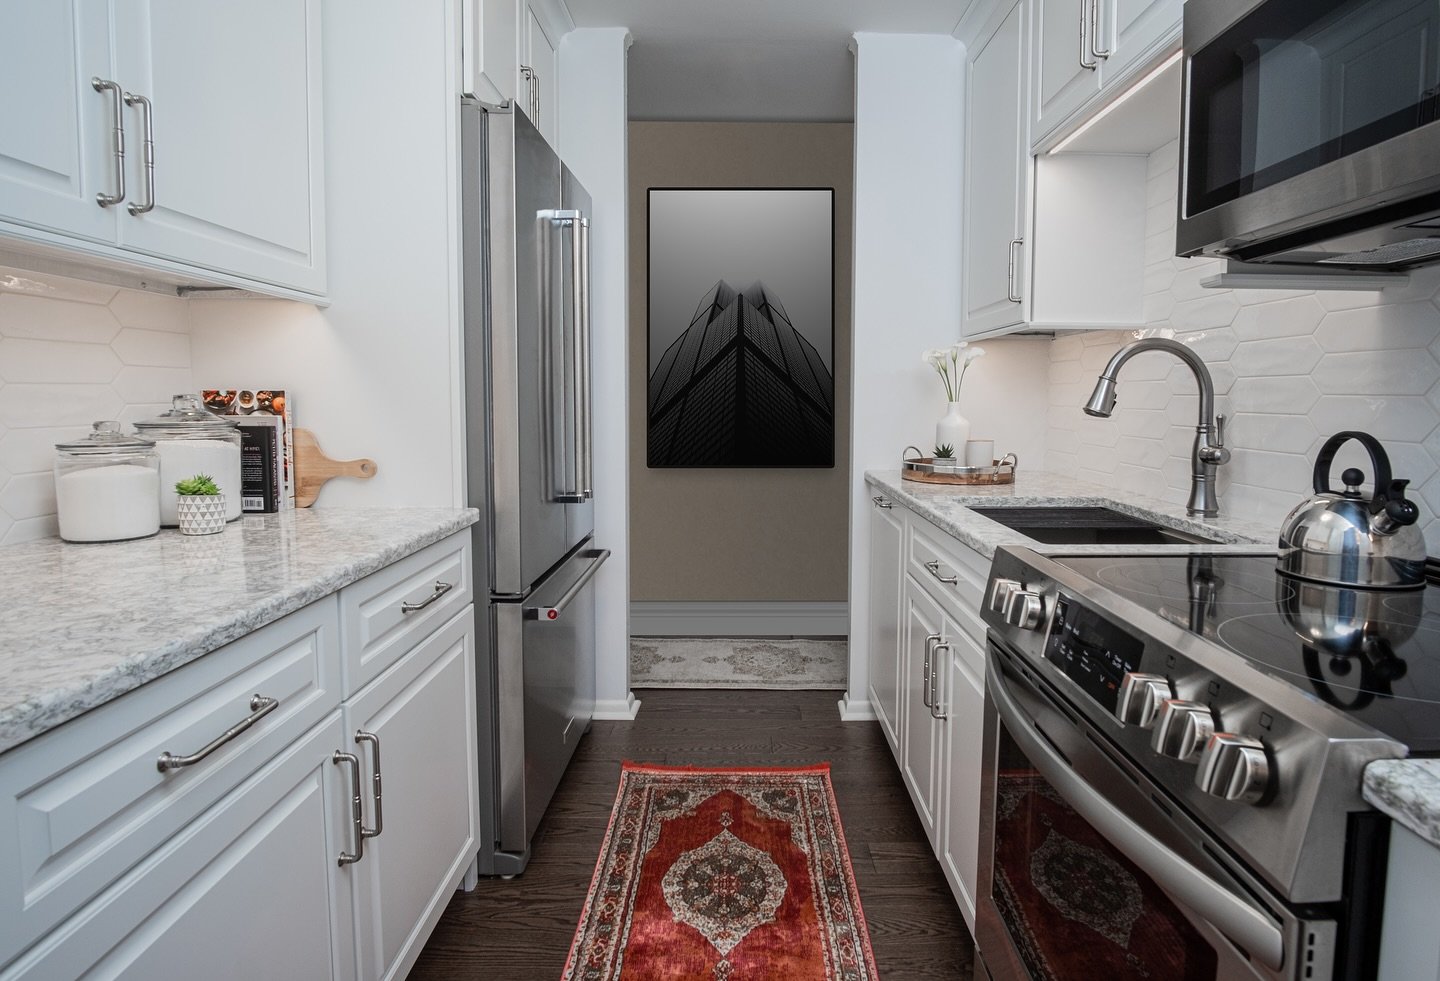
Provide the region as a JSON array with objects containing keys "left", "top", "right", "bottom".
[{"left": 561, "top": 0, "right": 970, "bottom": 121}]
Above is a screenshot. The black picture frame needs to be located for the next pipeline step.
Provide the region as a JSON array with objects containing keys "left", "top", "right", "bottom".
[{"left": 646, "top": 187, "right": 835, "bottom": 469}]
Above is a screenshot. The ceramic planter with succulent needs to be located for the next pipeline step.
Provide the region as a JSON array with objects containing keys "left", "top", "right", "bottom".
[
  {"left": 923, "top": 341, "right": 985, "bottom": 456},
  {"left": 174, "top": 474, "right": 227, "bottom": 536}
]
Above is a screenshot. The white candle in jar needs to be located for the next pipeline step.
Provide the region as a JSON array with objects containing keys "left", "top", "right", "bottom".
[
  {"left": 56, "top": 464, "right": 161, "bottom": 542},
  {"left": 155, "top": 439, "right": 242, "bottom": 525}
]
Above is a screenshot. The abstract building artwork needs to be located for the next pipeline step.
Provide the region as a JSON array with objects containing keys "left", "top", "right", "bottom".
[{"left": 647, "top": 188, "right": 834, "bottom": 468}]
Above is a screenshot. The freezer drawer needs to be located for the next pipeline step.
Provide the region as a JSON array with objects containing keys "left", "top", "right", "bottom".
[{"left": 491, "top": 543, "right": 608, "bottom": 857}]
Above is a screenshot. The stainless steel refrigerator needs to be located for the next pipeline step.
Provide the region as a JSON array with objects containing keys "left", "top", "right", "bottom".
[{"left": 461, "top": 100, "right": 607, "bottom": 876}]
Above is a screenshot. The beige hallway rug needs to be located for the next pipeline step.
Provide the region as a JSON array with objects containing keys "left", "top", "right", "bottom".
[{"left": 629, "top": 636, "right": 848, "bottom": 689}]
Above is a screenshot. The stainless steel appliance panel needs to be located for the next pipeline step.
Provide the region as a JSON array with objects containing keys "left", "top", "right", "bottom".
[{"left": 561, "top": 163, "right": 593, "bottom": 547}]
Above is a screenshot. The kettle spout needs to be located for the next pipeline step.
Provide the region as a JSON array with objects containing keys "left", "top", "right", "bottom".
[{"left": 1372, "top": 481, "right": 1420, "bottom": 536}]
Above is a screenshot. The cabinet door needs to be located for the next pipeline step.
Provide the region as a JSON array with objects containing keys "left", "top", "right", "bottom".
[
  {"left": 520, "top": 2, "right": 559, "bottom": 149},
  {"left": 1105, "top": 0, "right": 1181, "bottom": 83},
  {"left": 938, "top": 631, "right": 986, "bottom": 932},
  {"left": 343, "top": 608, "right": 479, "bottom": 981},
  {"left": 0, "top": 0, "right": 116, "bottom": 242},
  {"left": 901, "top": 578, "right": 945, "bottom": 847},
  {"left": 463, "top": 0, "right": 518, "bottom": 108},
  {"left": 867, "top": 496, "right": 905, "bottom": 755},
  {"left": 963, "top": 0, "right": 1030, "bottom": 337},
  {"left": 1031, "top": 0, "right": 1102, "bottom": 143},
  {"left": 111, "top": 0, "right": 325, "bottom": 293},
  {"left": 6, "top": 714, "right": 357, "bottom": 980}
]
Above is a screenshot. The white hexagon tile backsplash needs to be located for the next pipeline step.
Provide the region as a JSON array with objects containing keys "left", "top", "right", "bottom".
[
  {"left": 0, "top": 267, "right": 192, "bottom": 544},
  {"left": 1049, "top": 140, "right": 1440, "bottom": 555}
]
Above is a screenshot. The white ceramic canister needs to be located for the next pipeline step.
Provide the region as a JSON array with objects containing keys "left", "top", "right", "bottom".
[
  {"left": 53, "top": 422, "right": 161, "bottom": 543},
  {"left": 134, "top": 394, "right": 244, "bottom": 526}
]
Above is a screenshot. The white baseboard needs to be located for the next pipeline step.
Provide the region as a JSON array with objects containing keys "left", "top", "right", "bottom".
[
  {"left": 592, "top": 692, "right": 641, "bottom": 720},
  {"left": 836, "top": 695, "right": 876, "bottom": 721},
  {"left": 630, "top": 601, "right": 849, "bottom": 637}
]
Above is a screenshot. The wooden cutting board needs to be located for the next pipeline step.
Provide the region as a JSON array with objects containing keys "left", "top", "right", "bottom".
[{"left": 292, "top": 428, "right": 377, "bottom": 507}]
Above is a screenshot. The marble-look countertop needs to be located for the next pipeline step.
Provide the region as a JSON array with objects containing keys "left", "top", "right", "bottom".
[
  {"left": 867, "top": 468, "right": 1440, "bottom": 851},
  {"left": 864, "top": 468, "right": 1275, "bottom": 558},
  {"left": 0, "top": 508, "right": 477, "bottom": 755},
  {"left": 1364, "top": 760, "right": 1440, "bottom": 848}
]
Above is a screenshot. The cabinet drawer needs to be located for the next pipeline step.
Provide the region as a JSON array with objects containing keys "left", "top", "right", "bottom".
[
  {"left": 340, "top": 532, "right": 473, "bottom": 696},
  {"left": 2, "top": 712, "right": 355, "bottom": 981},
  {"left": 907, "top": 515, "right": 989, "bottom": 629},
  {"left": 0, "top": 597, "right": 341, "bottom": 970}
]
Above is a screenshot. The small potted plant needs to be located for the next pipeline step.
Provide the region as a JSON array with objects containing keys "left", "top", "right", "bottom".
[
  {"left": 933, "top": 443, "right": 956, "bottom": 461},
  {"left": 174, "top": 474, "right": 226, "bottom": 536}
]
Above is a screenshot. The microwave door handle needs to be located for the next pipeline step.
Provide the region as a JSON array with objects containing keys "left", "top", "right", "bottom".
[
  {"left": 986, "top": 665, "right": 1285, "bottom": 971},
  {"left": 578, "top": 215, "right": 593, "bottom": 499}
]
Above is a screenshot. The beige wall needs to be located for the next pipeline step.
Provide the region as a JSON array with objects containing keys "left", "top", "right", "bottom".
[{"left": 628, "top": 122, "right": 854, "bottom": 602}]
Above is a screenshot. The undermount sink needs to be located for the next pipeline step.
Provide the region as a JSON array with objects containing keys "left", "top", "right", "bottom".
[{"left": 968, "top": 506, "right": 1226, "bottom": 546}]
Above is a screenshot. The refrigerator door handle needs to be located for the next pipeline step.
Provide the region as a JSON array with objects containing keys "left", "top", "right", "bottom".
[
  {"left": 539, "top": 208, "right": 585, "bottom": 504},
  {"left": 525, "top": 548, "right": 609, "bottom": 621},
  {"left": 577, "top": 214, "right": 593, "bottom": 500}
]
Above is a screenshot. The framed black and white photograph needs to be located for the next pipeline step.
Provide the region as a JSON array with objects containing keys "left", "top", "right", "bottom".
[{"left": 646, "top": 187, "right": 835, "bottom": 468}]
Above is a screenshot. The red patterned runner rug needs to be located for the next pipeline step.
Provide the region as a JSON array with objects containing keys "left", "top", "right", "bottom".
[{"left": 562, "top": 763, "right": 880, "bottom": 980}]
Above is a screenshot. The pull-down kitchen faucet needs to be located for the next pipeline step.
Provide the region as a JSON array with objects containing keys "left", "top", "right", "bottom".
[{"left": 1083, "top": 337, "right": 1230, "bottom": 517}]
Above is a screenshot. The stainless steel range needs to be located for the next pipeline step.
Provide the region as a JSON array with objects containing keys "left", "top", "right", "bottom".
[{"left": 976, "top": 547, "right": 1440, "bottom": 981}]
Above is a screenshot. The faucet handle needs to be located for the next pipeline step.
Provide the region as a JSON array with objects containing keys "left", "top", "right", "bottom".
[
  {"left": 1200, "top": 414, "right": 1231, "bottom": 466},
  {"left": 1215, "top": 414, "right": 1227, "bottom": 447}
]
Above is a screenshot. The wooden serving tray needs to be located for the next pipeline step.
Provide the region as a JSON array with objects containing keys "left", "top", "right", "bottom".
[{"left": 901, "top": 448, "right": 1016, "bottom": 485}]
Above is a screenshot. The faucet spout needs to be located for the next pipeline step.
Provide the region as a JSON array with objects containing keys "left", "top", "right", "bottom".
[{"left": 1083, "top": 337, "right": 1230, "bottom": 517}]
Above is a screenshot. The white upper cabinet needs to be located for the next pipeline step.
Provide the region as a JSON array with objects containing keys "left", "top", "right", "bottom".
[
  {"left": 0, "top": 0, "right": 326, "bottom": 299},
  {"left": 0, "top": 0, "right": 114, "bottom": 243},
  {"left": 963, "top": 0, "right": 1031, "bottom": 337},
  {"left": 462, "top": 0, "right": 517, "bottom": 108},
  {"left": 520, "top": 1, "right": 559, "bottom": 148},
  {"left": 1031, "top": 0, "right": 1180, "bottom": 147},
  {"left": 112, "top": 0, "right": 325, "bottom": 294}
]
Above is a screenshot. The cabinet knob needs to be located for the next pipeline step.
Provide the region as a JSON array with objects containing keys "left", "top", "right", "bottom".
[
  {"left": 1196, "top": 733, "right": 1271, "bottom": 803},
  {"left": 1114, "top": 672, "right": 1173, "bottom": 728},
  {"left": 1150, "top": 699, "right": 1215, "bottom": 762}
]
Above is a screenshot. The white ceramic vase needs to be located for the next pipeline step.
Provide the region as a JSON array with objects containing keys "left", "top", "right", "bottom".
[
  {"left": 177, "top": 494, "right": 227, "bottom": 536},
  {"left": 935, "top": 402, "right": 970, "bottom": 460}
]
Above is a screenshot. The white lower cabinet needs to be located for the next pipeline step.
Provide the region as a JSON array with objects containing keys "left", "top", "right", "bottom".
[
  {"left": 6, "top": 712, "right": 357, "bottom": 979},
  {"left": 871, "top": 492, "right": 992, "bottom": 932},
  {"left": 343, "top": 608, "right": 479, "bottom": 981},
  {"left": 0, "top": 531, "right": 478, "bottom": 979}
]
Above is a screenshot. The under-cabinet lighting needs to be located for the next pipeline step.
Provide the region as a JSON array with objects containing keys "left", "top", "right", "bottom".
[{"left": 1047, "top": 49, "right": 1184, "bottom": 155}]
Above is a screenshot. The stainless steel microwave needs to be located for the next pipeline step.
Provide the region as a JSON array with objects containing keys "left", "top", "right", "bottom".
[{"left": 1177, "top": 0, "right": 1440, "bottom": 270}]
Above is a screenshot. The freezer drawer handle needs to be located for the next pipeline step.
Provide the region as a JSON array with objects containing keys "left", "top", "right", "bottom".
[
  {"left": 156, "top": 694, "right": 279, "bottom": 772},
  {"left": 525, "top": 548, "right": 611, "bottom": 621},
  {"left": 401, "top": 580, "right": 453, "bottom": 614}
]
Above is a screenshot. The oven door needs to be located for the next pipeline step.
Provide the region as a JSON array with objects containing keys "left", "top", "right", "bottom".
[{"left": 975, "top": 637, "right": 1335, "bottom": 981}]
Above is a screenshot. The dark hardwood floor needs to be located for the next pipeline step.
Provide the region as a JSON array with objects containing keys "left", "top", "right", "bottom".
[{"left": 409, "top": 689, "right": 976, "bottom": 980}]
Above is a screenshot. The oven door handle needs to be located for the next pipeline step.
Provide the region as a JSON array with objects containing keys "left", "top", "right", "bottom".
[{"left": 987, "top": 665, "right": 1286, "bottom": 972}]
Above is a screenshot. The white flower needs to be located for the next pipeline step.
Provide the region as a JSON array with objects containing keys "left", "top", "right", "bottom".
[{"left": 963, "top": 346, "right": 987, "bottom": 363}]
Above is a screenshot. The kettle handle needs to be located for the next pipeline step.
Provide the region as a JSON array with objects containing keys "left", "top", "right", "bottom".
[{"left": 1313, "top": 431, "right": 1394, "bottom": 499}]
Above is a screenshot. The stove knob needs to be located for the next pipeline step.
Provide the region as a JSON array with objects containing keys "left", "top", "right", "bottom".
[
  {"left": 1196, "top": 733, "right": 1271, "bottom": 803},
  {"left": 1150, "top": 700, "right": 1216, "bottom": 763},
  {"left": 988, "top": 578, "right": 1023, "bottom": 614},
  {"left": 1004, "top": 590, "right": 1046, "bottom": 630},
  {"left": 1114, "top": 672, "right": 1173, "bottom": 728}
]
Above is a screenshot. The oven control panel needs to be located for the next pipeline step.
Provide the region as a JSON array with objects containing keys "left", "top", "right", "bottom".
[{"left": 1043, "top": 598, "right": 1145, "bottom": 714}]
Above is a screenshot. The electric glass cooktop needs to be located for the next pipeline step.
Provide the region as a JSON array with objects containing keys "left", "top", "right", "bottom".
[{"left": 1053, "top": 553, "right": 1440, "bottom": 753}]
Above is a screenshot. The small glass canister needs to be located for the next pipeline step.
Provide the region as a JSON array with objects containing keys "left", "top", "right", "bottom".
[
  {"left": 134, "top": 394, "right": 243, "bottom": 526},
  {"left": 54, "top": 422, "right": 161, "bottom": 543}
]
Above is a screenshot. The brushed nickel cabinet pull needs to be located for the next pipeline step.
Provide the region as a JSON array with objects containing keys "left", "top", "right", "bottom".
[
  {"left": 401, "top": 580, "right": 453, "bottom": 614},
  {"left": 1079, "top": 1, "right": 1098, "bottom": 70},
  {"left": 355, "top": 730, "right": 384, "bottom": 839},
  {"left": 92, "top": 78, "right": 126, "bottom": 206},
  {"left": 1089, "top": 0, "right": 1112, "bottom": 59},
  {"left": 872, "top": 496, "right": 893, "bottom": 509},
  {"left": 520, "top": 64, "right": 538, "bottom": 121},
  {"left": 1007, "top": 238, "right": 1024, "bottom": 303},
  {"left": 123, "top": 92, "right": 155, "bottom": 215},
  {"left": 924, "top": 559, "right": 959, "bottom": 586},
  {"left": 930, "top": 642, "right": 952, "bottom": 720},
  {"left": 156, "top": 694, "right": 278, "bottom": 772},
  {"left": 923, "top": 633, "right": 940, "bottom": 708},
  {"left": 333, "top": 750, "right": 365, "bottom": 866}
]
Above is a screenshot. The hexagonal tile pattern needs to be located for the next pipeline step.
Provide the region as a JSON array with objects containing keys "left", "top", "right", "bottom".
[
  {"left": 0, "top": 294, "right": 121, "bottom": 344},
  {"left": 110, "top": 328, "right": 192, "bottom": 368},
  {"left": 0, "top": 472, "right": 56, "bottom": 520},
  {"left": 0, "top": 426, "right": 88, "bottom": 476},
  {"left": 1315, "top": 302, "right": 1440, "bottom": 353},
  {"left": 0, "top": 338, "right": 121, "bottom": 384},
  {"left": 1229, "top": 296, "right": 1327, "bottom": 340},
  {"left": 1309, "top": 395, "right": 1440, "bottom": 443},
  {"left": 1171, "top": 295, "right": 1242, "bottom": 334},
  {"left": 1311, "top": 349, "right": 1438, "bottom": 396},
  {"left": 1228, "top": 376, "right": 1321, "bottom": 414},
  {"left": 0, "top": 384, "right": 125, "bottom": 430},
  {"left": 1227, "top": 413, "right": 1318, "bottom": 454},
  {"left": 1232, "top": 336, "right": 1323, "bottom": 376},
  {"left": 110, "top": 366, "right": 195, "bottom": 405}
]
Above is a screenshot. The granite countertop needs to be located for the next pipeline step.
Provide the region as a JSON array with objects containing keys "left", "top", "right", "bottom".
[
  {"left": 0, "top": 507, "right": 478, "bottom": 755},
  {"left": 867, "top": 468, "right": 1440, "bottom": 850}
]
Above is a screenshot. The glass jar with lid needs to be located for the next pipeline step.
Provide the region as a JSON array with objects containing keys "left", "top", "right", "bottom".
[
  {"left": 134, "top": 394, "right": 243, "bottom": 526},
  {"left": 53, "top": 422, "right": 161, "bottom": 543}
]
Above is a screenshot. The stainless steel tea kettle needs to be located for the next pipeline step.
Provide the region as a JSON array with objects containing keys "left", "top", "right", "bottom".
[{"left": 1277, "top": 431, "right": 1427, "bottom": 589}]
